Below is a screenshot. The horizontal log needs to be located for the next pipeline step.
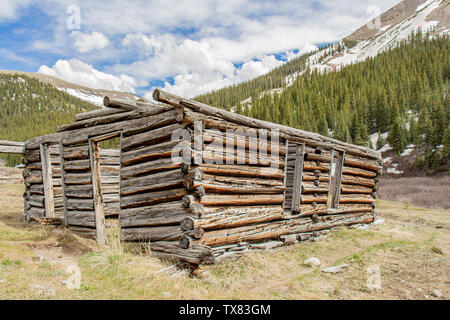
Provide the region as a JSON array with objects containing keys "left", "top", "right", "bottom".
[
  {"left": 154, "top": 90, "right": 380, "bottom": 160},
  {"left": 305, "top": 152, "right": 381, "bottom": 172},
  {"left": 66, "top": 211, "right": 95, "bottom": 227},
  {"left": 288, "top": 204, "right": 373, "bottom": 218},
  {"left": 341, "top": 175, "right": 376, "bottom": 187},
  {"left": 63, "top": 145, "right": 89, "bottom": 160},
  {"left": 121, "top": 157, "right": 182, "bottom": 180},
  {"left": 120, "top": 201, "right": 189, "bottom": 228},
  {"left": 58, "top": 109, "right": 158, "bottom": 132},
  {"left": 74, "top": 107, "right": 128, "bottom": 122},
  {"left": 121, "top": 188, "right": 187, "bottom": 209},
  {"left": 0, "top": 140, "right": 25, "bottom": 147},
  {"left": 23, "top": 149, "right": 40, "bottom": 163},
  {"left": 196, "top": 163, "right": 284, "bottom": 179},
  {"left": 101, "top": 185, "right": 119, "bottom": 194},
  {"left": 196, "top": 206, "right": 284, "bottom": 230},
  {"left": 120, "top": 169, "right": 183, "bottom": 196},
  {"left": 0, "top": 145, "right": 24, "bottom": 154},
  {"left": 339, "top": 194, "right": 375, "bottom": 204},
  {"left": 121, "top": 225, "right": 203, "bottom": 242},
  {"left": 122, "top": 123, "right": 186, "bottom": 152},
  {"left": 64, "top": 159, "right": 90, "bottom": 171},
  {"left": 342, "top": 166, "right": 377, "bottom": 178},
  {"left": 24, "top": 207, "right": 45, "bottom": 220},
  {"left": 100, "top": 165, "right": 120, "bottom": 175},
  {"left": 102, "top": 194, "right": 119, "bottom": 203},
  {"left": 27, "top": 195, "right": 44, "bottom": 207},
  {"left": 200, "top": 174, "right": 285, "bottom": 194},
  {"left": 300, "top": 194, "right": 328, "bottom": 204},
  {"left": 26, "top": 108, "right": 178, "bottom": 149},
  {"left": 68, "top": 226, "right": 96, "bottom": 238},
  {"left": 341, "top": 185, "right": 373, "bottom": 194},
  {"left": 99, "top": 149, "right": 120, "bottom": 158},
  {"left": 28, "top": 184, "right": 44, "bottom": 195},
  {"left": 201, "top": 145, "right": 284, "bottom": 167},
  {"left": 121, "top": 139, "right": 184, "bottom": 166},
  {"left": 66, "top": 198, "right": 94, "bottom": 210},
  {"left": 149, "top": 241, "right": 215, "bottom": 266},
  {"left": 200, "top": 212, "right": 374, "bottom": 246},
  {"left": 200, "top": 194, "right": 284, "bottom": 206},
  {"left": 64, "top": 173, "right": 92, "bottom": 185},
  {"left": 202, "top": 128, "right": 285, "bottom": 156}
]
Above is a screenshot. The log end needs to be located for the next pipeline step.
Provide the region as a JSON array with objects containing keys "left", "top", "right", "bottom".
[
  {"left": 103, "top": 96, "right": 111, "bottom": 107},
  {"left": 153, "top": 89, "right": 162, "bottom": 102}
]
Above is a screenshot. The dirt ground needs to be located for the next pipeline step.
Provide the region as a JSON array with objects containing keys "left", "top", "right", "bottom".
[{"left": 0, "top": 172, "right": 448, "bottom": 299}]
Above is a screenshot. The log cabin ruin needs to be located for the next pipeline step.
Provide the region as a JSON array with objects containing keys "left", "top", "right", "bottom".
[{"left": 2, "top": 89, "right": 383, "bottom": 269}]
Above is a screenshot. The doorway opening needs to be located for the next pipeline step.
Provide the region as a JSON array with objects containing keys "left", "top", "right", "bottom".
[{"left": 89, "top": 132, "right": 121, "bottom": 244}]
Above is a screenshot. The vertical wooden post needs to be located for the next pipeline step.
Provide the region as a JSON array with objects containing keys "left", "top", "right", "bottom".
[
  {"left": 292, "top": 143, "right": 305, "bottom": 213},
  {"left": 118, "top": 131, "right": 124, "bottom": 230},
  {"left": 89, "top": 138, "right": 107, "bottom": 245},
  {"left": 40, "top": 143, "right": 55, "bottom": 218},
  {"left": 282, "top": 139, "right": 289, "bottom": 210},
  {"left": 59, "top": 142, "right": 69, "bottom": 227},
  {"left": 327, "top": 149, "right": 345, "bottom": 209}
]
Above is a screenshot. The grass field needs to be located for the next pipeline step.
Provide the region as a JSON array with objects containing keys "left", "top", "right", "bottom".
[{"left": 0, "top": 179, "right": 448, "bottom": 300}]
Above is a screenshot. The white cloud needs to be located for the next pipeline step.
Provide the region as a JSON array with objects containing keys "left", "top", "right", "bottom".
[
  {"left": 146, "top": 53, "right": 286, "bottom": 98},
  {"left": 72, "top": 31, "right": 110, "bottom": 53},
  {"left": 37, "top": 59, "right": 144, "bottom": 92},
  {"left": 4, "top": 0, "right": 404, "bottom": 97},
  {"left": 0, "top": 0, "right": 32, "bottom": 21}
]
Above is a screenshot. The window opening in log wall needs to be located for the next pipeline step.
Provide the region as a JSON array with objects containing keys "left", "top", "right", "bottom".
[
  {"left": 283, "top": 141, "right": 305, "bottom": 213},
  {"left": 327, "top": 149, "right": 345, "bottom": 209}
]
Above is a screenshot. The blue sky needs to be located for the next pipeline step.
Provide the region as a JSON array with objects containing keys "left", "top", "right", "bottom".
[{"left": 0, "top": 0, "right": 401, "bottom": 98}]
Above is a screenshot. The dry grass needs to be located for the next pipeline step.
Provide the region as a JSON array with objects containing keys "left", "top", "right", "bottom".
[
  {"left": 379, "top": 176, "right": 450, "bottom": 209},
  {"left": 0, "top": 180, "right": 449, "bottom": 300}
]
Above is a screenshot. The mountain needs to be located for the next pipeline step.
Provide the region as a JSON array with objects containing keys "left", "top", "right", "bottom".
[
  {"left": 0, "top": 70, "right": 141, "bottom": 106},
  {"left": 0, "top": 73, "right": 100, "bottom": 166},
  {"left": 195, "top": 0, "right": 449, "bottom": 175},
  {"left": 306, "top": 0, "right": 448, "bottom": 74}
]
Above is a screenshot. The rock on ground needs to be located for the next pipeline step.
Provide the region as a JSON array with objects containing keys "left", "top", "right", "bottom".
[
  {"left": 321, "top": 264, "right": 349, "bottom": 273},
  {"left": 303, "top": 257, "right": 321, "bottom": 267}
]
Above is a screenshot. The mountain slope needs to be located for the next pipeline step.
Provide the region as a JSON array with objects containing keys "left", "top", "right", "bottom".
[
  {"left": 196, "top": 0, "right": 449, "bottom": 174},
  {"left": 0, "top": 70, "right": 141, "bottom": 106},
  {"left": 0, "top": 73, "right": 98, "bottom": 165},
  {"left": 308, "top": 0, "right": 448, "bottom": 74}
]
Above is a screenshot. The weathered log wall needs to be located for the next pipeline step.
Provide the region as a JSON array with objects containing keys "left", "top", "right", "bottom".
[{"left": 22, "top": 91, "right": 382, "bottom": 268}]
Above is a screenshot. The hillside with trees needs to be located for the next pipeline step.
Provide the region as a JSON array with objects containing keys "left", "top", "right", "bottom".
[
  {"left": 196, "top": 33, "right": 449, "bottom": 174},
  {"left": 0, "top": 74, "right": 96, "bottom": 166}
]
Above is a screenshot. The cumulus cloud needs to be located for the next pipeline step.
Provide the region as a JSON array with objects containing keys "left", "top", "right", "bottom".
[
  {"left": 0, "top": 0, "right": 32, "bottom": 21},
  {"left": 72, "top": 31, "right": 110, "bottom": 53},
  {"left": 4, "top": 0, "right": 404, "bottom": 97},
  {"left": 37, "top": 59, "right": 144, "bottom": 93}
]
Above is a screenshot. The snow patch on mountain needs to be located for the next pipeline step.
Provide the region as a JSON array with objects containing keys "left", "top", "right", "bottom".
[{"left": 57, "top": 88, "right": 105, "bottom": 106}]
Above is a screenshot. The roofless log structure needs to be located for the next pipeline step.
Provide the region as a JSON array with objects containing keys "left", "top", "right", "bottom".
[{"left": 17, "top": 89, "right": 382, "bottom": 268}]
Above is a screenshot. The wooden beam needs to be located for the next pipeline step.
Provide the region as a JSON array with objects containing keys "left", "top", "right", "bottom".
[
  {"left": 59, "top": 142, "right": 69, "bottom": 227},
  {"left": 153, "top": 89, "right": 381, "bottom": 161},
  {"left": 0, "top": 144, "right": 24, "bottom": 154},
  {"left": 89, "top": 138, "right": 107, "bottom": 245},
  {"left": 328, "top": 149, "right": 345, "bottom": 209},
  {"left": 40, "top": 144, "right": 55, "bottom": 218},
  {"left": 291, "top": 143, "right": 305, "bottom": 213}
]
